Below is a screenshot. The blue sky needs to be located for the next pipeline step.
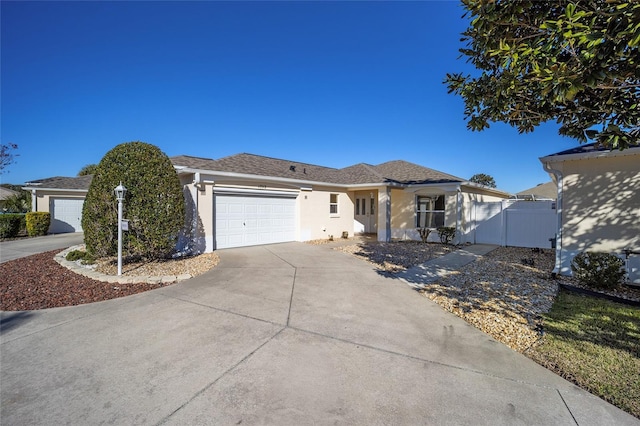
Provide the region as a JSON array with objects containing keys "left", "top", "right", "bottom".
[{"left": 1, "top": 1, "right": 578, "bottom": 193}]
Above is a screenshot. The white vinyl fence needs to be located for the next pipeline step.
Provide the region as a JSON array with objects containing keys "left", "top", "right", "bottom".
[{"left": 470, "top": 200, "right": 557, "bottom": 249}]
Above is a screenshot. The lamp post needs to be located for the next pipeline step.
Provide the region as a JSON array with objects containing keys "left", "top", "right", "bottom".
[{"left": 114, "top": 182, "right": 127, "bottom": 276}]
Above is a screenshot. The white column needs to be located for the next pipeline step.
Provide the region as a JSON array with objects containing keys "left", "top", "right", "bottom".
[{"left": 377, "top": 186, "right": 391, "bottom": 242}]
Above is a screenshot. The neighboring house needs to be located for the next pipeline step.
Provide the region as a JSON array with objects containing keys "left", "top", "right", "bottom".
[
  {"left": 0, "top": 187, "right": 19, "bottom": 211},
  {"left": 23, "top": 175, "right": 93, "bottom": 233},
  {"left": 24, "top": 153, "right": 510, "bottom": 249},
  {"left": 539, "top": 143, "right": 640, "bottom": 283},
  {"left": 513, "top": 181, "right": 557, "bottom": 201}
]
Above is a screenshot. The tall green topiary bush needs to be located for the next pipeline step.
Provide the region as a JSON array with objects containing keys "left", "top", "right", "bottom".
[
  {"left": 25, "top": 212, "right": 50, "bottom": 236},
  {"left": 82, "top": 141, "right": 185, "bottom": 259}
]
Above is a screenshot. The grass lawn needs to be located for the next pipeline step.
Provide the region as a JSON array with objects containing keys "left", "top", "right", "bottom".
[{"left": 528, "top": 290, "right": 640, "bottom": 419}]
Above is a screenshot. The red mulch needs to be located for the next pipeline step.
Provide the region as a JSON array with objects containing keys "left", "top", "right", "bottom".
[{"left": 0, "top": 250, "right": 170, "bottom": 311}]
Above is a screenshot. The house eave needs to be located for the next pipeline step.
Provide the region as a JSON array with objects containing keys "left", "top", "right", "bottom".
[
  {"left": 22, "top": 186, "right": 88, "bottom": 193},
  {"left": 539, "top": 145, "right": 640, "bottom": 164},
  {"left": 176, "top": 167, "right": 353, "bottom": 189}
]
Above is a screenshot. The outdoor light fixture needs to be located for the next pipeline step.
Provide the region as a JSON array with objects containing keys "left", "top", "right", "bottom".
[{"left": 114, "top": 182, "right": 127, "bottom": 276}]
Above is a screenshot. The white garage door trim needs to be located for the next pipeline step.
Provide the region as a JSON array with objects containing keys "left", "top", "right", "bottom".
[
  {"left": 50, "top": 198, "right": 85, "bottom": 233},
  {"left": 214, "top": 193, "right": 297, "bottom": 249}
]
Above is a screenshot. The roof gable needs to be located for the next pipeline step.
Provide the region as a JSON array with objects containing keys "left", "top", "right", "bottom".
[{"left": 371, "top": 160, "right": 464, "bottom": 184}]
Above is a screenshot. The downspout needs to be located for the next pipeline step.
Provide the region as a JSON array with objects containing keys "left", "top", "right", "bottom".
[
  {"left": 543, "top": 161, "right": 563, "bottom": 275},
  {"left": 456, "top": 188, "right": 462, "bottom": 245}
]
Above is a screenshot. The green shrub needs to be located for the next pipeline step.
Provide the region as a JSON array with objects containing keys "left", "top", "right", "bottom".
[
  {"left": 66, "top": 250, "right": 85, "bottom": 261},
  {"left": 437, "top": 226, "right": 456, "bottom": 244},
  {"left": 0, "top": 214, "right": 24, "bottom": 238},
  {"left": 82, "top": 141, "right": 185, "bottom": 259},
  {"left": 25, "top": 212, "right": 50, "bottom": 236},
  {"left": 65, "top": 249, "right": 95, "bottom": 264},
  {"left": 571, "top": 252, "right": 625, "bottom": 289}
]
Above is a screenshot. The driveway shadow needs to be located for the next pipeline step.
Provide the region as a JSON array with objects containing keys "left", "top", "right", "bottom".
[{"left": 0, "top": 311, "right": 34, "bottom": 334}]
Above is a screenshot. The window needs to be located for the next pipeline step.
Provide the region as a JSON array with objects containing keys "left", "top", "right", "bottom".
[
  {"left": 416, "top": 195, "right": 444, "bottom": 228},
  {"left": 356, "top": 198, "right": 360, "bottom": 215},
  {"left": 330, "top": 194, "right": 339, "bottom": 214}
]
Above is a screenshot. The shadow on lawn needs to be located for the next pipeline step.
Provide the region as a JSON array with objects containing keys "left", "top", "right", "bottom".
[{"left": 542, "top": 290, "right": 640, "bottom": 357}]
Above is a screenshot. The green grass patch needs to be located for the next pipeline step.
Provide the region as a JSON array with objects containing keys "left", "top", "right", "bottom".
[{"left": 529, "top": 290, "right": 640, "bottom": 419}]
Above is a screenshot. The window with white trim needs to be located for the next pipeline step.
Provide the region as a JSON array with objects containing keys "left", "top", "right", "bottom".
[
  {"left": 416, "top": 195, "right": 445, "bottom": 228},
  {"left": 330, "top": 193, "right": 339, "bottom": 214}
]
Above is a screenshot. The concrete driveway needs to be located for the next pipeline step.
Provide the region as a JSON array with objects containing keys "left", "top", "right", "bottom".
[
  {"left": 0, "top": 232, "right": 84, "bottom": 263},
  {"left": 1, "top": 242, "right": 637, "bottom": 425}
]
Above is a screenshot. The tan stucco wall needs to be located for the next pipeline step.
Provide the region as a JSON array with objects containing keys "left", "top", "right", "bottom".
[
  {"left": 299, "top": 186, "right": 354, "bottom": 241},
  {"left": 556, "top": 154, "right": 640, "bottom": 254}
]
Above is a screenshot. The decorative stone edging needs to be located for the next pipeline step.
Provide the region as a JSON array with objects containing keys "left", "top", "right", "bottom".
[{"left": 55, "top": 245, "right": 192, "bottom": 285}]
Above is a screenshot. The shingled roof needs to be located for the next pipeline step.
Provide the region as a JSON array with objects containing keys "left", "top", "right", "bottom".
[
  {"left": 23, "top": 154, "right": 467, "bottom": 192},
  {"left": 171, "top": 153, "right": 464, "bottom": 186},
  {"left": 24, "top": 175, "right": 93, "bottom": 191}
]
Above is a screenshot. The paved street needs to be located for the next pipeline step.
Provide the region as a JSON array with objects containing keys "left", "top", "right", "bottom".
[{"left": 0, "top": 233, "right": 84, "bottom": 263}]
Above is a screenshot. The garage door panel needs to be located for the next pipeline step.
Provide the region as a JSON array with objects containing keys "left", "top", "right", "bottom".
[
  {"left": 50, "top": 198, "right": 85, "bottom": 233},
  {"left": 215, "top": 194, "right": 296, "bottom": 249}
]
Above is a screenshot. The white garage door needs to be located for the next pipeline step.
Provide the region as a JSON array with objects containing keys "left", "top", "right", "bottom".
[
  {"left": 50, "top": 198, "right": 85, "bottom": 233},
  {"left": 215, "top": 195, "right": 296, "bottom": 249}
]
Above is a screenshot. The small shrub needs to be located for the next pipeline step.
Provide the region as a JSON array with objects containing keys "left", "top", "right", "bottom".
[
  {"left": 65, "top": 249, "right": 95, "bottom": 264},
  {"left": 571, "top": 252, "right": 625, "bottom": 289},
  {"left": 437, "top": 226, "right": 456, "bottom": 244},
  {"left": 25, "top": 212, "right": 50, "bottom": 236},
  {"left": 0, "top": 214, "right": 24, "bottom": 238},
  {"left": 417, "top": 227, "right": 432, "bottom": 243},
  {"left": 66, "top": 250, "right": 85, "bottom": 262}
]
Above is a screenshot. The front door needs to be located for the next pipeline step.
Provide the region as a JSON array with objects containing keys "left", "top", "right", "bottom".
[{"left": 354, "top": 193, "right": 377, "bottom": 234}]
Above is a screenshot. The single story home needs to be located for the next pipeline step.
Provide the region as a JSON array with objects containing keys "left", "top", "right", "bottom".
[
  {"left": 513, "top": 181, "right": 557, "bottom": 201},
  {"left": 24, "top": 153, "right": 511, "bottom": 251},
  {"left": 539, "top": 143, "right": 640, "bottom": 283}
]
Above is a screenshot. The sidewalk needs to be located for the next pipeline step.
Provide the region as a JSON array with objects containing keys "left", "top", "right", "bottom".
[{"left": 396, "top": 243, "right": 498, "bottom": 288}]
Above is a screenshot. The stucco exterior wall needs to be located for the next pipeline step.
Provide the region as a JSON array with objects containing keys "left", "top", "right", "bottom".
[
  {"left": 557, "top": 154, "right": 640, "bottom": 256},
  {"left": 390, "top": 189, "right": 455, "bottom": 242},
  {"left": 299, "top": 186, "right": 354, "bottom": 241}
]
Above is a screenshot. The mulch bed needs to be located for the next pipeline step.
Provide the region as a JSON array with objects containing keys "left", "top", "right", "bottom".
[{"left": 0, "top": 250, "right": 171, "bottom": 311}]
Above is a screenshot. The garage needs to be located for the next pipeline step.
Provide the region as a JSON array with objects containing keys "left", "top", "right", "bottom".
[
  {"left": 214, "top": 193, "right": 297, "bottom": 249},
  {"left": 50, "top": 198, "right": 85, "bottom": 233}
]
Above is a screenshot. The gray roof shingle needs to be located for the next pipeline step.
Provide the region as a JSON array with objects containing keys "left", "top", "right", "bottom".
[
  {"left": 24, "top": 175, "right": 93, "bottom": 190},
  {"left": 171, "top": 153, "right": 464, "bottom": 186}
]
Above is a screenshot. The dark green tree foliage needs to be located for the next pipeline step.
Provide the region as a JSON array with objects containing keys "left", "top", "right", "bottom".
[
  {"left": 78, "top": 163, "right": 98, "bottom": 176},
  {"left": 446, "top": 1, "right": 640, "bottom": 149},
  {"left": 469, "top": 173, "right": 496, "bottom": 188},
  {"left": 82, "top": 142, "right": 185, "bottom": 259}
]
